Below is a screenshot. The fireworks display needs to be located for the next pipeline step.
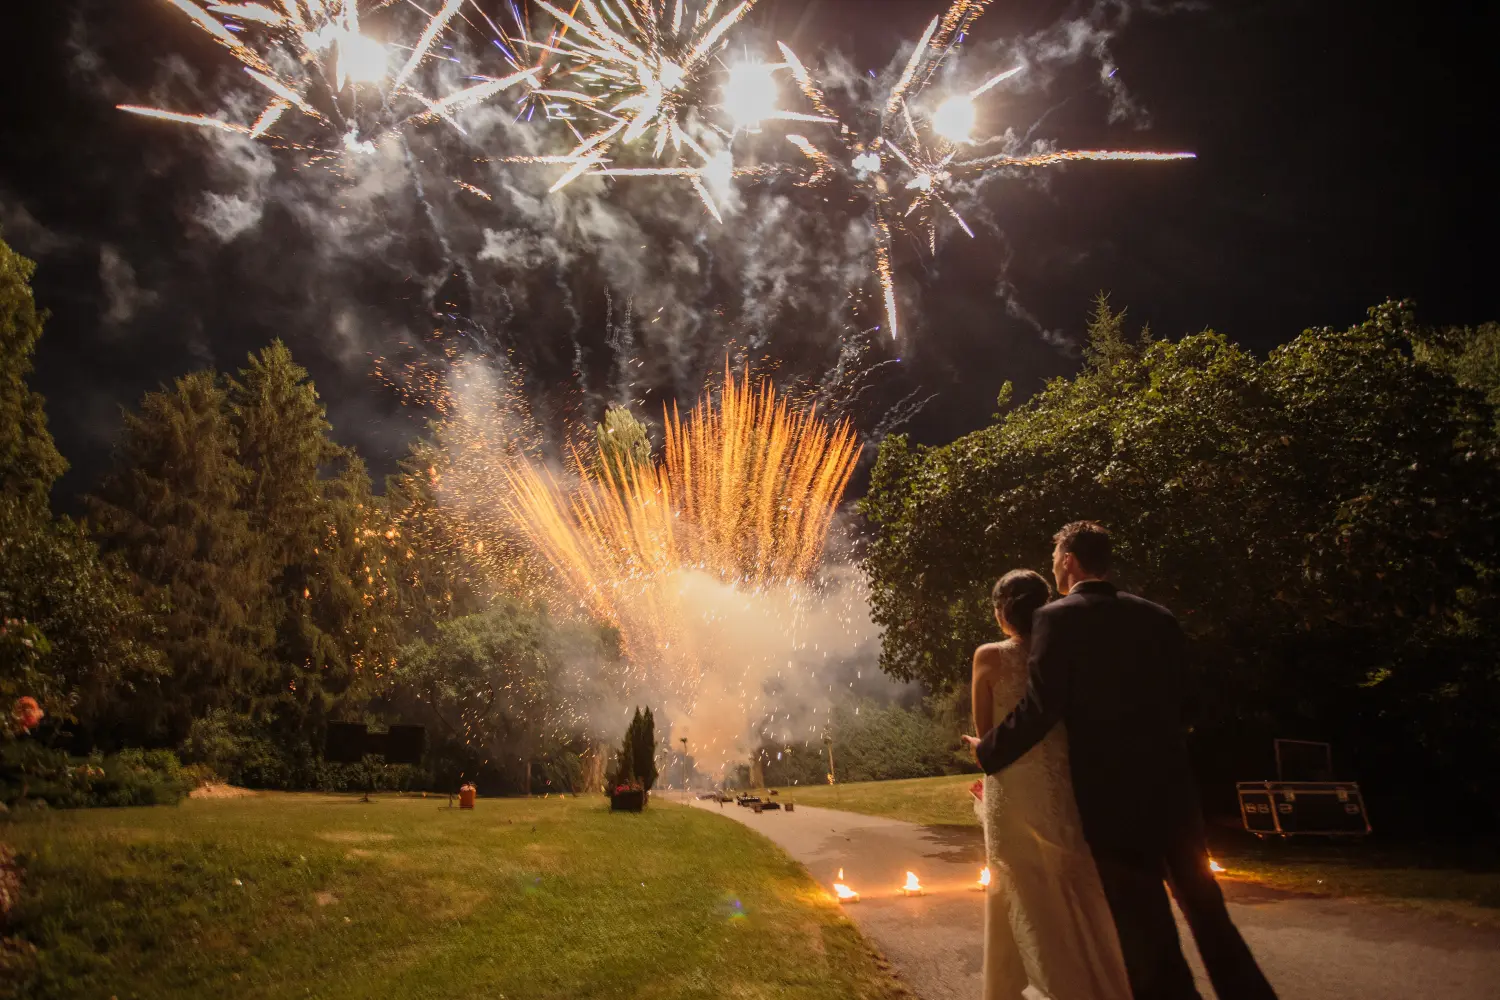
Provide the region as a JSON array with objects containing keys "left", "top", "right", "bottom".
[
  {"left": 117, "top": 1, "right": 1200, "bottom": 766},
  {"left": 506, "top": 0, "right": 830, "bottom": 220},
  {"left": 772, "top": 1, "right": 1195, "bottom": 339},
  {"left": 119, "top": 0, "right": 537, "bottom": 156},
  {"left": 399, "top": 356, "right": 870, "bottom": 763},
  {"left": 122, "top": 1, "right": 1196, "bottom": 340},
  {"left": 501, "top": 365, "right": 860, "bottom": 611}
]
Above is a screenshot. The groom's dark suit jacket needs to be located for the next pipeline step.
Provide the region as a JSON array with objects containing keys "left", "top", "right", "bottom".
[{"left": 976, "top": 579, "right": 1198, "bottom": 854}]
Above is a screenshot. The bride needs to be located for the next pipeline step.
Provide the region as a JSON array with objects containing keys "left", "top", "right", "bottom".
[{"left": 971, "top": 569, "right": 1133, "bottom": 1000}]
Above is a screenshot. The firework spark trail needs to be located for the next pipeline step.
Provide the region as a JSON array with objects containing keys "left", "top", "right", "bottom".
[
  {"left": 956, "top": 148, "right": 1199, "bottom": 169},
  {"left": 412, "top": 364, "right": 858, "bottom": 708},
  {"left": 510, "top": 0, "right": 829, "bottom": 218},
  {"left": 771, "top": 0, "right": 1194, "bottom": 339},
  {"left": 501, "top": 366, "right": 860, "bottom": 611},
  {"left": 119, "top": 0, "right": 536, "bottom": 156}
]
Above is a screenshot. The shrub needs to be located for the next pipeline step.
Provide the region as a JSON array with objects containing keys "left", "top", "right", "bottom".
[
  {"left": 0, "top": 743, "right": 197, "bottom": 808},
  {"left": 177, "top": 712, "right": 416, "bottom": 792}
]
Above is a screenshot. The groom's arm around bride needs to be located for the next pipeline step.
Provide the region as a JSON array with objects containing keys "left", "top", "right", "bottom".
[{"left": 968, "top": 521, "right": 1277, "bottom": 1000}]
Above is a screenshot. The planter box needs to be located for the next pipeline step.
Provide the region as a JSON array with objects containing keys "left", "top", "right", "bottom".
[{"left": 610, "top": 789, "right": 647, "bottom": 812}]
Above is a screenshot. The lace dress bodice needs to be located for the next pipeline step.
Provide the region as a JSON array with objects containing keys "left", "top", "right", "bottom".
[
  {"left": 978, "top": 638, "right": 1132, "bottom": 1000},
  {"left": 982, "top": 639, "right": 1077, "bottom": 851}
]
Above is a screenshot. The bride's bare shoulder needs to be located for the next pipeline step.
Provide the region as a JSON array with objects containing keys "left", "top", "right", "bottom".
[{"left": 972, "top": 638, "right": 1023, "bottom": 675}]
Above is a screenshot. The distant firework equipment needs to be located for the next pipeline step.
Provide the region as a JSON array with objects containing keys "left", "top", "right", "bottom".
[
  {"left": 1237, "top": 740, "right": 1370, "bottom": 837},
  {"left": 324, "top": 723, "right": 426, "bottom": 765}
]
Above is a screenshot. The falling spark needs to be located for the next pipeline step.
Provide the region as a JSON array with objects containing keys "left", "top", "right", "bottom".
[
  {"left": 502, "top": 365, "right": 859, "bottom": 604},
  {"left": 118, "top": 105, "right": 251, "bottom": 133},
  {"left": 511, "top": 1, "right": 827, "bottom": 218},
  {"left": 455, "top": 180, "right": 494, "bottom": 200},
  {"left": 119, "top": 0, "right": 535, "bottom": 156},
  {"left": 771, "top": 0, "right": 1193, "bottom": 339},
  {"left": 421, "top": 362, "right": 861, "bottom": 707}
]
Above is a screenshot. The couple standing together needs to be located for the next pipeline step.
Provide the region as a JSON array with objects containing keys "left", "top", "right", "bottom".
[{"left": 963, "top": 521, "right": 1278, "bottom": 1000}]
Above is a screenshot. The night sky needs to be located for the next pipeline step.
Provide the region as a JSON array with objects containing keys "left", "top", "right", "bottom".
[{"left": 2, "top": 1, "right": 1495, "bottom": 511}]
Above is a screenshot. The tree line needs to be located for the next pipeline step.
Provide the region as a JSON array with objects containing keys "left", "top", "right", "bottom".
[
  {"left": 0, "top": 235, "right": 618, "bottom": 799},
  {"left": 861, "top": 295, "right": 1500, "bottom": 834}
]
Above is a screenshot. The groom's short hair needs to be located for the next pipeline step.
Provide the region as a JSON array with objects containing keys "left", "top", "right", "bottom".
[{"left": 1054, "top": 521, "right": 1112, "bottom": 576}]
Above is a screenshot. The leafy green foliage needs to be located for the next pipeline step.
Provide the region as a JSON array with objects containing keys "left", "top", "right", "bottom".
[
  {"left": 759, "top": 700, "right": 969, "bottom": 787},
  {"left": 1415, "top": 320, "right": 1500, "bottom": 433},
  {"left": 0, "top": 498, "right": 164, "bottom": 741},
  {"left": 0, "top": 743, "right": 197, "bottom": 808},
  {"left": 381, "top": 435, "right": 492, "bottom": 634},
  {"left": 0, "top": 237, "right": 67, "bottom": 504},
  {"left": 1, "top": 237, "right": 162, "bottom": 742},
  {"left": 388, "top": 602, "right": 621, "bottom": 795},
  {"left": 862, "top": 299, "right": 1500, "bottom": 828},
  {"left": 176, "top": 710, "right": 416, "bottom": 792}
]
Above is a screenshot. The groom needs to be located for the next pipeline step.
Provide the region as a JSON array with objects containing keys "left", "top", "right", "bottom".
[{"left": 966, "top": 521, "right": 1276, "bottom": 1000}]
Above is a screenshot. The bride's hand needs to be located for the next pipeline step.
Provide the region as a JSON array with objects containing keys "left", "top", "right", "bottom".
[{"left": 961, "top": 734, "right": 981, "bottom": 749}]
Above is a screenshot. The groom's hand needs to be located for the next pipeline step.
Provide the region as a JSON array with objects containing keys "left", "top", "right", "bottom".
[{"left": 961, "top": 734, "right": 981, "bottom": 760}]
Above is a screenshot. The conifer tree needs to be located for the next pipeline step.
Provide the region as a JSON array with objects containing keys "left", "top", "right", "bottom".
[
  {"left": 90, "top": 370, "right": 274, "bottom": 736},
  {"left": 227, "top": 342, "right": 397, "bottom": 730},
  {"left": 593, "top": 405, "right": 652, "bottom": 490},
  {"left": 1082, "top": 291, "right": 1136, "bottom": 371},
  {"left": 632, "top": 706, "right": 658, "bottom": 792}
]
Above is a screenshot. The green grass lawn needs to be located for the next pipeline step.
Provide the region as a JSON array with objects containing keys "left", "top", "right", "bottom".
[
  {"left": 772, "top": 774, "right": 981, "bottom": 828},
  {"left": 0, "top": 792, "right": 908, "bottom": 1000},
  {"left": 771, "top": 775, "right": 1500, "bottom": 921}
]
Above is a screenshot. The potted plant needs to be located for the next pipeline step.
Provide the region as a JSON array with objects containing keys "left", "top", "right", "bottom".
[
  {"left": 610, "top": 779, "right": 646, "bottom": 812},
  {"left": 605, "top": 707, "right": 658, "bottom": 812}
]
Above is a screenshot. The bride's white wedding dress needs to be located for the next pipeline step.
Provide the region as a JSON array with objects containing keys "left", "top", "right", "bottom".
[{"left": 979, "top": 638, "right": 1133, "bottom": 1000}]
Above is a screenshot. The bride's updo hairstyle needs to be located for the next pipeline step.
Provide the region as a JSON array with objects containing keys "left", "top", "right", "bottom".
[{"left": 992, "top": 569, "right": 1053, "bottom": 637}]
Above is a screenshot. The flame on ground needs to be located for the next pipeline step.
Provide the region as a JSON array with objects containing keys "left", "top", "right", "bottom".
[
  {"left": 1209, "top": 857, "right": 1226, "bottom": 874},
  {"left": 900, "top": 871, "right": 924, "bottom": 895},
  {"left": 833, "top": 882, "right": 860, "bottom": 902},
  {"left": 977, "top": 866, "right": 991, "bottom": 889}
]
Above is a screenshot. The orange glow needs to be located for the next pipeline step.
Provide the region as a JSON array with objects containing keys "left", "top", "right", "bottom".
[
  {"left": 495, "top": 367, "right": 862, "bottom": 689},
  {"left": 899, "top": 871, "right": 924, "bottom": 896},
  {"left": 1208, "top": 857, "right": 1226, "bottom": 874}
]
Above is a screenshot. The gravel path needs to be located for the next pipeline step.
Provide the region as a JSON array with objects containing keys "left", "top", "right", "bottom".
[{"left": 692, "top": 798, "right": 1500, "bottom": 1000}]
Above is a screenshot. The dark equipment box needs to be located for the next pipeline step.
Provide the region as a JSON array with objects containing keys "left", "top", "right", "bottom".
[
  {"left": 1237, "top": 739, "right": 1370, "bottom": 837},
  {"left": 1237, "top": 781, "right": 1370, "bottom": 837}
]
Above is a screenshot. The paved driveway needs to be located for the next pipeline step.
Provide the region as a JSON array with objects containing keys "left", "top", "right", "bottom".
[{"left": 693, "top": 799, "right": 1500, "bottom": 999}]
